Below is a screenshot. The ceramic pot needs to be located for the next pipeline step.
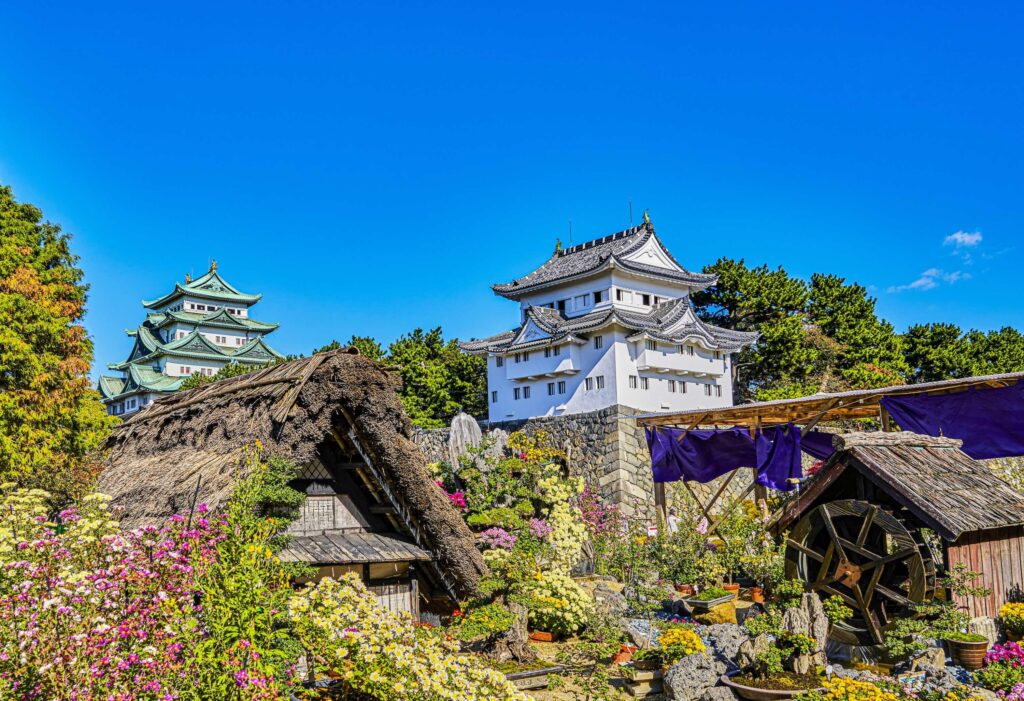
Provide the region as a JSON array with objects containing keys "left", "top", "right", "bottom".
[
  {"left": 674, "top": 584, "right": 696, "bottom": 596},
  {"left": 528, "top": 630, "right": 559, "bottom": 643},
  {"left": 1008, "top": 630, "right": 1023, "bottom": 642},
  {"left": 749, "top": 586, "right": 765, "bottom": 603},
  {"left": 723, "top": 583, "right": 741, "bottom": 600},
  {"left": 720, "top": 674, "right": 824, "bottom": 701},
  {"left": 946, "top": 638, "right": 989, "bottom": 670},
  {"left": 633, "top": 657, "right": 661, "bottom": 671}
]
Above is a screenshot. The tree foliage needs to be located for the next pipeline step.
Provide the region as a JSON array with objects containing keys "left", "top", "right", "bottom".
[
  {"left": 0, "top": 184, "right": 115, "bottom": 500},
  {"left": 178, "top": 360, "right": 267, "bottom": 390},
  {"left": 693, "top": 257, "right": 1024, "bottom": 400}
]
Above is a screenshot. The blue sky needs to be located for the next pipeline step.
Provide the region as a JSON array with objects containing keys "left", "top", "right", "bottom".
[{"left": 1, "top": 2, "right": 1021, "bottom": 378}]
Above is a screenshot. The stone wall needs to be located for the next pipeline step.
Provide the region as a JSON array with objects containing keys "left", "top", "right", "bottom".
[{"left": 414, "top": 404, "right": 655, "bottom": 515}]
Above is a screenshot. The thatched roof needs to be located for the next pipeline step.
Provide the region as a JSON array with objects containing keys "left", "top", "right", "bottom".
[
  {"left": 777, "top": 431, "right": 1024, "bottom": 541},
  {"left": 97, "top": 348, "right": 486, "bottom": 598}
]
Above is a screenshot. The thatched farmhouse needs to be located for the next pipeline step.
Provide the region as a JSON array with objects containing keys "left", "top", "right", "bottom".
[{"left": 98, "top": 348, "right": 486, "bottom": 617}]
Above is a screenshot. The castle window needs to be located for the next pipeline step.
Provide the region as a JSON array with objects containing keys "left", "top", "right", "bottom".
[
  {"left": 544, "top": 348, "right": 551, "bottom": 358},
  {"left": 596, "top": 375, "right": 605, "bottom": 389},
  {"left": 547, "top": 382, "right": 555, "bottom": 395},
  {"left": 645, "top": 339, "right": 657, "bottom": 351},
  {"left": 716, "top": 385, "right": 722, "bottom": 397},
  {"left": 668, "top": 379, "right": 676, "bottom": 393},
  {"left": 616, "top": 289, "right": 625, "bottom": 302},
  {"left": 514, "top": 353, "right": 521, "bottom": 363},
  {"left": 523, "top": 386, "right": 531, "bottom": 399},
  {"left": 556, "top": 299, "right": 567, "bottom": 313},
  {"left": 681, "top": 381, "right": 687, "bottom": 394},
  {"left": 704, "top": 384, "right": 713, "bottom": 396},
  {"left": 575, "top": 294, "right": 588, "bottom": 310},
  {"left": 585, "top": 377, "right": 594, "bottom": 391},
  {"left": 594, "top": 335, "right": 603, "bottom": 350},
  {"left": 593, "top": 290, "right": 605, "bottom": 304},
  {"left": 557, "top": 380, "right": 566, "bottom": 394},
  {"left": 629, "top": 375, "right": 638, "bottom": 389},
  {"left": 491, "top": 391, "right": 497, "bottom": 403},
  {"left": 496, "top": 356, "right": 504, "bottom": 367},
  {"left": 640, "top": 294, "right": 651, "bottom": 306},
  {"left": 522, "top": 351, "right": 530, "bottom": 361},
  {"left": 514, "top": 388, "right": 521, "bottom": 400},
  {"left": 641, "top": 377, "right": 649, "bottom": 390},
  {"left": 552, "top": 345, "right": 560, "bottom": 356}
]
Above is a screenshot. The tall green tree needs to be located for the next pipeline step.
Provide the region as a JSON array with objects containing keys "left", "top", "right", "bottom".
[
  {"left": 902, "top": 322, "right": 973, "bottom": 383},
  {"left": 0, "top": 184, "right": 115, "bottom": 499}
]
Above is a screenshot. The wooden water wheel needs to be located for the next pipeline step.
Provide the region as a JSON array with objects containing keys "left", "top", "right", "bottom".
[{"left": 785, "top": 499, "right": 936, "bottom": 646}]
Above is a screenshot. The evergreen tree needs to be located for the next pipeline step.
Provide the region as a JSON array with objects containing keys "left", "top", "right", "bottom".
[
  {"left": 0, "top": 184, "right": 115, "bottom": 499},
  {"left": 902, "top": 323, "right": 973, "bottom": 383}
]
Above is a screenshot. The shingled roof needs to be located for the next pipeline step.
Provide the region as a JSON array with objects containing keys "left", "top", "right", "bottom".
[
  {"left": 779, "top": 432, "right": 1024, "bottom": 542},
  {"left": 96, "top": 348, "right": 487, "bottom": 599},
  {"left": 491, "top": 221, "right": 718, "bottom": 299},
  {"left": 461, "top": 296, "right": 758, "bottom": 354}
]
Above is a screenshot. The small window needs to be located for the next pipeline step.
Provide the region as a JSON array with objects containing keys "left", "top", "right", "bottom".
[
  {"left": 496, "top": 356, "right": 504, "bottom": 367},
  {"left": 196, "top": 304, "right": 206, "bottom": 311},
  {"left": 547, "top": 382, "right": 555, "bottom": 396},
  {"left": 558, "top": 380, "right": 566, "bottom": 394},
  {"left": 552, "top": 345, "right": 561, "bottom": 356},
  {"left": 491, "top": 391, "right": 497, "bottom": 403},
  {"left": 514, "top": 353, "right": 521, "bottom": 363},
  {"left": 716, "top": 385, "right": 722, "bottom": 398},
  {"left": 616, "top": 289, "right": 624, "bottom": 301},
  {"left": 236, "top": 337, "right": 244, "bottom": 346},
  {"left": 704, "top": 384, "right": 713, "bottom": 396},
  {"left": 593, "top": 290, "right": 604, "bottom": 304},
  {"left": 681, "top": 381, "right": 687, "bottom": 394},
  {"left": 585, "top": 377, "right": 594, "bottom": 391},
  {"left": 653, "top": 296, "right": 661, "bottom": 305},
  {"left": 514, "top": 388, "right": 521, "bottom": 400},
  {"left": 596, "top": 375, "right": 605, "bottom": 389},
  {"left": 523, "top": 351, "right": 530, "bottom": 361},
  {"left": 645, "top": 339, "right": 657, "bottom": 351},
  {"left": 687, "top": 346, "right": 695, "bottom": 356},
  {"left": 668, "top": 379, "right": 676, "bottom": 393},
  {"left": 629, "top": 375, "right": 638, "bottom": 389},
  {"left": 594, "top": 335, "right": 603, "bottom": 350},
  {"left": 544, "top": 348, "right": 551, "bottom": 358},
  {"left": 556, "top": 300, "right": 567, "bottom": 313},
  {"left": 575, "top": 295, "right": 588, "bottom": 309},
  {"left": 640, "top": 294, "right": 651, "bottom": 306},
  {"left": 523, "top": 386, "right": 531, "bottom": 399},
  {"left": 641, "top": 377, "right": 649, "bottom": 390}
]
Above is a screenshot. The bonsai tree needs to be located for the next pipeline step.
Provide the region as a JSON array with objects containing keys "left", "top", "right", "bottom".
[{"left": 715, "top": 505, "right": 758, "bottom": 585}]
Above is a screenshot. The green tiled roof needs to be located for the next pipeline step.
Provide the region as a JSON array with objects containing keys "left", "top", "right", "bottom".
[
  {"left": 108, "top": 327, "right": 284, "bottom": 370},
  {"left": 98, "top": 376, "right": 126, "bottom": 399},
  {"left": 146, "top": 308, "right": 278, "bottom": 333},
  {"left": 142, "top": 268, "right": 263, "bottom": 309}
]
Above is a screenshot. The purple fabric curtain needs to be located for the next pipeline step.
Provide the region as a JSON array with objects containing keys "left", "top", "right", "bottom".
[
  {"left": 645, "top": 423, "right": 807, "bottom": 491},
  {"left": 800, "top": 430, "right": 837, "bottom": 461},
  {"left": 880, "top": 382, "right": 1024, "bottom": 460}
]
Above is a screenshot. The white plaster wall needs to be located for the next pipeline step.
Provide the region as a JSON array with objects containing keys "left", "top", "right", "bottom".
[{"left": 164, "top": 359, "right": 226, "bottom": 377}]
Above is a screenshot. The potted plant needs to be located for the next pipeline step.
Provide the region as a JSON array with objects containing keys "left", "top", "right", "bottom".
[
  {"left": 1000, "top": 602, "right": 1024, "bottom": 642},
  {"left": 658, "top": 625, "right": 706, "bottom": 672},
  {"left": 683, "top": 585, "right": 735, "bottom": 611},
  {"left": 740, "top": 531, "right": 784, "bottom": 605},
  {"left": 938, "top": 563, "right": 993, "bottom": 670},
  {"left": 716, "top": 506, "right": 757, "bottom": 598},
  {"left": 632, "top": 648, "right": 663, "bottom": 671}
]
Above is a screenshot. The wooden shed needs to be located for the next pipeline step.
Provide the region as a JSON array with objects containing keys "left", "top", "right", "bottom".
[
  {"left": 776, "top": 432, "right": 1024, "bottom": 644},
  {"left": 97, "top": 348, "right": 486, "bottom": 617}
]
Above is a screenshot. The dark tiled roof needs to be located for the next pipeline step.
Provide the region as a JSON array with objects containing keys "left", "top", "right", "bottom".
[
  {"left": 491, "top": 222, "right": 717, "bottom": 298},
  {"left": 460, "top": 296, "right": 758, "bottom": 354}
]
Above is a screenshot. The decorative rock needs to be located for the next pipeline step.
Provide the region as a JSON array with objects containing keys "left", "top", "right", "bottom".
[
  {"left": 917, "top": 665, "right": 960, "bottom": 695},
  {"left": 970, "top": 616, "right": 999, "bottom": 647},
  {"left": 704, "top": 624, "right": 749, "bottom": 672},
  {"left": 699, "top": 686, "right": 739, "bottom": 701},
  {"left": 447, "top": 412, "right": 482, "bottom": 466},
  {"left": 910, "top": 647, "right": 947, "bottom": 671},
  {"left": 735, "top": 634, "right": 775, "bottom": 670},
  {"left": 664, "top": 653, "right": 720, "bottom": 701},
  {"left": 591, "top": 582, "right": 628, "bottom": 619},
  {"left": 695, "top": 601, "right": 738, "bottom": 625},
  {"left": 781, "top": 593, "right": 828, "bottom": 672}
]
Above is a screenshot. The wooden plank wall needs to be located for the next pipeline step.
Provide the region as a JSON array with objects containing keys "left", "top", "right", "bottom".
[
  {"left": 369, "top": 581, "right": 413, "bottom": 616},
  {"left": 947, "top": 526, "right": 1024, "bottom": 618}
]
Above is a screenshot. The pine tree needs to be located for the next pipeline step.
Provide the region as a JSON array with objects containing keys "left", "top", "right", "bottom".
[{"left": 0, "top": 184, "right": 115, "bottom": 500}]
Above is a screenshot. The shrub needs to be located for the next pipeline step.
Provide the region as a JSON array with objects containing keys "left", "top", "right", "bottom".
[
  {"left": 1001, "top": 603, "right": 1024, "bottom": 635},
  {"left": 524, "top": 572, "right": 593, "bottom": 636}
]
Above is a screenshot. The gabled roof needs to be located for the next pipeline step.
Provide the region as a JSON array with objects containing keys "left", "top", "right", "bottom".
[
  {"left": 109, "top": 328, "right": 284, "bottom": 370},
  {"left": 96, "top": 349, "right": 487, "bottom": 599},
  {"left": 142, "top": 267, "right": 262, "bottom": 309},
  {"left": 147, "top": 308, "right": 279, "bottom": 333},
  {"left": 98, "top": 376, "right": 126, "bottom": 399},
  {"left": 491, "top": 221, "right": 718, "bottom": 300},
  {"left": 777, "top": 432, "right": 1024, "bottom": 542},
  {"left": 460, "top": 296, "right": 758, "bottom": 354}
]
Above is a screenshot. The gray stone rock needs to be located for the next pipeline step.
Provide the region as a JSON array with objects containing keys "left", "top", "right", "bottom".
[
  {"left": 918, "top": 665, "right": 960, "bottom": 695},
  {"left": 704, "top": 624, "right": 750, "bottom": 670},
  {"left": 699, "top": 686, "right": 739, "bottom": 701},
  {"left": 592, "top": 582, "right": 627, "bottom": 619},
  {"left": 665, "top": 653, "right": 721, "bottom": 701},
  {"left": 972, "top": 689, "right": 1001, "bottom": 701},
  {"left": 910, "top": 647, "right": 946, "bottom": 671},
  {"left": 735, "top": 634, "right": 775, "bottom": 671},
  {"left": 970, "top": 616, "right": 999, "bottom": 647},
  {"left": 781, "top": 592, "right": 828, "bottom": 673}
]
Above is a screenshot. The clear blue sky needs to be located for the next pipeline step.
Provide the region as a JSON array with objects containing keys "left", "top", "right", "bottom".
[{"left": 2, "top": 2, "right": 1021, "bottom": 378}]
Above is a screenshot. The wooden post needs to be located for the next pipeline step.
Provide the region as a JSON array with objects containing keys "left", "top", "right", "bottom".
[
  {"left": 410, "top": 566, "right": 421, "bottom": 622},
  {"left": 654, "top": 482, "right": 667, "bottom": 527},
  {"left": 880, "top": 406, "right": 892, "bottom": 432}
]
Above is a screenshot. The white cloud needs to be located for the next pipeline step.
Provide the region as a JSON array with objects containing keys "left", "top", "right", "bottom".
[
  {"left": 887, "top": 268, "right": 970, "bottom": 293},
  {"left": 944, "top": 230, "right": 982, "bottom": 248}
]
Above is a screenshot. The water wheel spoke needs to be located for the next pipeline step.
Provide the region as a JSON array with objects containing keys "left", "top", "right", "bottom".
[
  {"left": 860, "top": 548, "right": 918, "bottom": 572},
  {"left": 787, "top": 539, "right": 825, "bottom": 563},
  {"left": 861, "top": 565, "right": 884, "bottom": 608},
  {"left": 875, "top": 584, "right": 914, "bottom": 607},
  {"left": 818, "top": 585, "right": 858, "bottom": 609},
  {"left": 836, "top": 537, "right": 883, "bottom": 561},
  {"left": 851, "top": 582, "right": 884, "bottom": 644},
  {"left": 819, "top": 505, "right": 848, "bottom": 561},
  {"left": 856, "top": 505, "right": 878, "bottom": 547}
]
